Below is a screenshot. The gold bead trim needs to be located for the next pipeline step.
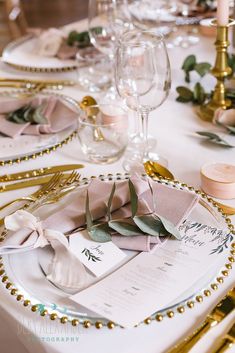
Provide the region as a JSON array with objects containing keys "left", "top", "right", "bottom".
[
  {"left": 0, "top": 174, "right": 234, "bottom": 329},
  {"left": 3, "top": 60, "right": 78, "bottom": 73},
  {"left": 0, "top": 131, "right": 77, "bottom": 168}
]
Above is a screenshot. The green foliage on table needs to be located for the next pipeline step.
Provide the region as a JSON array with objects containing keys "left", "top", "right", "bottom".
[
  {"left": 176, "top": 83, "right": 208, "bottom": 104},
  {"left": 7, "top": 104, "right": 47, "bottom": 125},
  {"left": 196, "top": 131, "right": 234, "bottom": 148},
  {"left": 67, "top": 27, "right": 102, "bottom": 48},
  {"left": 176, "top": 54, "right": 235, "bottom": 104},
  {"left": 85, "top": 180, "right": 181, "bottom": 243},
  {"left": 181, "top": 55, "right": 211, "bottom": 83},
  {"left": 196, "top": 0, "right": 215, "bottom": 9}
]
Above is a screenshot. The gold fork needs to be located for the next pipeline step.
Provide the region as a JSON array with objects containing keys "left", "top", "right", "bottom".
[
  {"left": 0, "top": 173, "right": 63, "bottom": 213},
  {"left": 29, "top": 171, "right": 81, "bottom": 212},
  {"left": 0, "top": 173, "right": 64, "bottom": 228}
]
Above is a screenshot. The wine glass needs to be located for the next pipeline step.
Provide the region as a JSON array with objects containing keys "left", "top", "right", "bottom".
[
  {"left": 115, "top": 29, "right": 171, "bottom": 170},
  {"left": 88, "top": 0, "right": 131, "bottom": 101}
]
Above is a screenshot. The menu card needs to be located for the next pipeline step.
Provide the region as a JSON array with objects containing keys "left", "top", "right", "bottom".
[{"left": 70, "top": 221, "right": 232, "bottom": 328}]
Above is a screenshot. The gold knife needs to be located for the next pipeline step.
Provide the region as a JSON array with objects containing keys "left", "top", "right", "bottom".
[
  {"left": 0, "top": 175, "right": 63, "bottom": 193},
  {"left": 0, "top": 164, "right": 84, "bottom": 183},
  {"left": 167, "top": 288, "right": 235, "bottom": 353},
  {"left": 211, "top": 322, "right": 235, "bottom": 353}
]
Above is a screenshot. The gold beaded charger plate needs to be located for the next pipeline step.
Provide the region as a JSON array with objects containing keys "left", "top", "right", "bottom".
[
  {"left": 0, "top": 90, "right": 78, "bottom": 166},
  {"left": 2, "top": 35, "right": 79, "bottom": 73},
  {"left": 0, "top": 173, "right": 234, "bottom": 329}
]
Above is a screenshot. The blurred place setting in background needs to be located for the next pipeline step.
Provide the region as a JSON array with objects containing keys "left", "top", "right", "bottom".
[{"left": 0, "top": 2, "right": 235, "bottom": 353}]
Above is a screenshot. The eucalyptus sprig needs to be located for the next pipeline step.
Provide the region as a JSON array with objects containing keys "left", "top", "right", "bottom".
[
  {"left": 85, "top": 180, "right": 181, "bottom": 243},
  {"left": 7, "top": 104, "right": 47, "bottom": 125},
  {"left": 176, "top": 54, "right": 235, "bottom": 105},
  {"left": 196, "top": 131, "right": 234, "bottom": 148},
  {"left": 67, "top": 27, "right": 102, "bottom": 48},
  {"left": 181, "top": 55, "right": 211, "bottom": 83}
]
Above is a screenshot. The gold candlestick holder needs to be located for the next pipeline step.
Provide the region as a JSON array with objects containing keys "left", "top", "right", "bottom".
[{"left": 200, "top": 19, "right": 235, "bottom": 122}]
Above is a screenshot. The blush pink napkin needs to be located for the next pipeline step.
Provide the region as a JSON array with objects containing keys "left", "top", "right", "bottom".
[
  {"left": 0, "top": 96, "right": 78, "bottom": 138},
  {"left": 42, "top": 176, "right": 199, "bottom": 251},
  {"left": 0, "top": 176, "right": 198, "bottom": 291}
]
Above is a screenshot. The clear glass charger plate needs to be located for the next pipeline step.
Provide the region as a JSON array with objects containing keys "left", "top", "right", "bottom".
[
  {"left": 2, "top": 34, "right": 79, "bottom": 73},
  {"left": 0, "top": 173, "right": 234, "bottom": 329},
  {"left": 0, "top": 90, "right": 78, "bottom": 165}
]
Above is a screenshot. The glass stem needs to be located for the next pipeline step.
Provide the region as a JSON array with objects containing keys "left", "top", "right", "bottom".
[{"left": 140, "top": 109, "right": 149, "bottom": 159}]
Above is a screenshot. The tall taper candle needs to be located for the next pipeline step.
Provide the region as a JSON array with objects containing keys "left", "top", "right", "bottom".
[{"left": 217, "top": 0, "right": 229, "bottom": 26}]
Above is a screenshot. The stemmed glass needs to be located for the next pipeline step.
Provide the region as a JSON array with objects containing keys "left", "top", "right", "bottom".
[
  {"left": 115, "top": 29, "right": 171, "bottom": 170},
  {"left": 88, "top": 0, "right": 130, "bottom": 101}
]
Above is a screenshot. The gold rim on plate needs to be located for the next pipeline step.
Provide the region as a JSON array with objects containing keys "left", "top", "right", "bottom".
[{"left": 0, "top": 173, "right": 234, "bottom": 329}]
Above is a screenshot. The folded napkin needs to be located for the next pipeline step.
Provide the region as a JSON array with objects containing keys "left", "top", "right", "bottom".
[
  {"left": 1, "top": 176, "right": 198, "bottom": 290},
  {"left": 0, "top": 96, "right": 77, "bottom": 138}
]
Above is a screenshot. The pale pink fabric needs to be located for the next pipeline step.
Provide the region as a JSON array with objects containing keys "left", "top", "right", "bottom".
[
  {"left": 213, "top": 108, "right": 235, "bottom": 126},
  {"left": 0, "top": 96, "right": 78, "bottom": 138},
  {"left": 43, "top": 176, "right": 199, "bottom": 251},
  {"left": 0, "top": 177, "right": 198, "bottom": 253}
]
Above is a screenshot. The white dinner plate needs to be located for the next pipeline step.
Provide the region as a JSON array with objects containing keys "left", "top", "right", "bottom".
[{"left": 0, "top": 174, "right": 233, "bottom": 328}]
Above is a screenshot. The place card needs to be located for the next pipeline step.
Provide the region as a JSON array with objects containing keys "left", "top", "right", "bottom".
[
  {"left": 70, "top": 221, "right": 232, "bottom": 328},
  {"left": 69, "top": 230, "right": 127, "bottom": 277}
]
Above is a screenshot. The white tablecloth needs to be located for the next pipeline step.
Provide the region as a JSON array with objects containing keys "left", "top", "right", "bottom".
[{"left": 0, "top": 28, "right": 235, "bottom": 353}]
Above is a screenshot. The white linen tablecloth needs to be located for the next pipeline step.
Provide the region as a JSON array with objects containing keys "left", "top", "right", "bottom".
[{"left": 0, "top": 27, "right": 235, "bottom": 353}]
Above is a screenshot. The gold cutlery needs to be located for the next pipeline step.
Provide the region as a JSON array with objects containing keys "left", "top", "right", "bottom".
[
  {"left": 167, "top": 288, "right": 235, "bottom": 353},
  {"left": 0, "top": 172, "right": 81, "bottom": 226},
  {"left": 211, "top": 321, "right": 235, "bottom": 353},
  {"left": 144, "top": 161, "right": 174, "bottom": 180},
  {"left": 0, "top": 78, "right": 75, "bottom": 88},
  {"left": 0, "top": 175, "right": 64, "bottom": 193},
  {"left": 0, "top": 164, "right": 84, "bottom": 182},
  {"left": 80, "top": 96, "right": 105, "bottom": 142},
  {"left": 0, "top": 173, "right": 64, "bottom": 226},
  {"left": 144, "top": 161, "right": 235, "bottom": 216}
]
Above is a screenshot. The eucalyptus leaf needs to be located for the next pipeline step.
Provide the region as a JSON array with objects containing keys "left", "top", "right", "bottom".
[
  {"left": 107, "top": 183, "right": 116, "bottom": 221},
  {"left": 228, "top": 54, "right": 235, "bottom": 74},
  {"left": 224, "top": 125, "right": 235, "bottom": 135},
  {"left": 182, "top": 55, "right": 196, "bottom": 72},
  {"left": 85, "top": 190, "right": 93, "bottom": 230},
  {"left": 196, "top": 131, "right": 234, "bottom": 148},
  {"left": 23, "top": 106, "right": 35, "bottom": 122},
  {"left": 32, "top": 106, "right": 47, "bottom": 124},
  {"left": 176, "top": 86, "right": 194, "bottom": 103},
  {"left": 133, "top": 214, "right": 163, "bottom": 236},
  {"left": 194, "top": 62, "right": 211, "bottom": 77},
  {"left": 193, "top": 82, "right": 206, "bottom": 104},
  {"left": 108, "top": 219, "right": 144, "bottom": 236},
  {"left": 89, "top": 223, "right": 111, "bottom": 242},
  {"left": 156, "top": 214, "right": 182, "bottom": 240},
  {"left": 128, "top": 179, "right": 138, "bottom": 217}
]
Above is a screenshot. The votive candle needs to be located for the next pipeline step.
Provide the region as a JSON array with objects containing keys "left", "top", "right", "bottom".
[{"left": 217, "top": 0, "right": 229, "bottom": 26}]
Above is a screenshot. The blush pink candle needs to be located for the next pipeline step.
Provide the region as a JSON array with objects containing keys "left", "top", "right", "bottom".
[{"left": 217, "top": 0, "right": 229, "bottom": 26}]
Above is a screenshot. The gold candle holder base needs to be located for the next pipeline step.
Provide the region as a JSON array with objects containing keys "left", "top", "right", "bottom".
[{"left": 199, "top": 19, "right": 235, "bottom": 122}]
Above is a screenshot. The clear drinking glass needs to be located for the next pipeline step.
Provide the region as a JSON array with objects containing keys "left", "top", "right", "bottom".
[
  {"left": 78, "top": 103, "right": 128, "bottom": 164},
  {"left": 88, "top": 0, "right": 131, "bottom": 100},
  {"left": 115, "top": 29, "right": 171, "bottom": 169}
]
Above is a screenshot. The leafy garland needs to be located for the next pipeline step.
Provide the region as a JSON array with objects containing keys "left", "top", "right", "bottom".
[
  {"left": 176, "top": 54, "right": 235, "bottom": 147},
  {"left": 7, "top": 104, "right": 47, "bottom": 125},
  {"left": 85, "top": 180, "right": 181, "bottom": 243},
  {"left": 176, "top": 54, "right": 235, "bottom": 105},
  {"left": 67, "top": 27, "right": 102, "bottom": 48}
]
